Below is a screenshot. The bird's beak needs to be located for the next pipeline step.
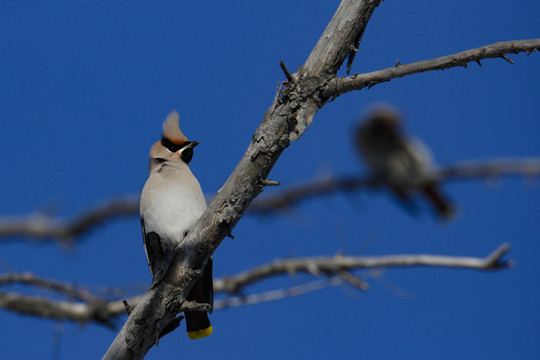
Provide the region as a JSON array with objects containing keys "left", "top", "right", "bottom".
[
  {"left": 184, "top": 141, "right": 199, "bottom": 149},
  {"left": 175, "top": 141, "right": 199, "bottom": 156}
]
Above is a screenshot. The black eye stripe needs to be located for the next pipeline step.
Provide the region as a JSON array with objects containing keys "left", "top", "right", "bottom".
[{"left": 161, "top": 137, "right": 191, "bottom": 153}]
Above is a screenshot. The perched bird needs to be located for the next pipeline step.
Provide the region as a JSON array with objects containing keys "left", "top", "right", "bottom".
[
  {"left": 355, "top": 104, "right": 454, "bottom": 219},
  {"left": 140, "top": 110, "right": 213, "bottom": 340}
]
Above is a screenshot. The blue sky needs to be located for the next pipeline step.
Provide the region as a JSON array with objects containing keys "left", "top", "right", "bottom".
[{"left": 1, "top": 1, "right": 539, "bottom": 359}]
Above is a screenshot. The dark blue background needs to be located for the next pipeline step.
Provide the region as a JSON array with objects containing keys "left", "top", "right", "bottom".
[{"left": 1, "top": 1, "right": 539, "bottom": 359}]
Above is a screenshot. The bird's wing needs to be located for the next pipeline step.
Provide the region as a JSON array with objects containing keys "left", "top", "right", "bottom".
[{"left": 141, "top": 217, "right": 170, "bottom": 282}]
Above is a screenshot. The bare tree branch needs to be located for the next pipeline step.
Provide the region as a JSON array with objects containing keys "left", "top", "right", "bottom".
[
  {"left": 0, "top": 290, "right": 143, "bottom": 328},
  {"left": 438, "top": 158, "right": 540, "bottom": 180},
  {"left": 0, "top": 243, "right": 510, "bottom": 325},
  {"left": 1, "top": 158, "right": 538, "bottom": 241},
  {"left": 214, "top": 277, "right": 345, "bottom": 309},
  {"left": 1, "top": 281, "right": 341, "bottom": 325},
  {"left": 0, "top": 272, "right": 98, "bottom": 302},
  {"left": 0, "top": 272, "right": 145, "bottom": 300},
  {"left": 251, "top": 175, "right": 373, "bottom": 214},
  {"left": 322, "top": 39, "right": 540, "bottom": 99},
  {"left": 0, "top": 196, "right": 138, "bottom": 242},
  {"left": 250, "top": 158, "right": 540, "bottom": 213},
  {"left": 215, "top": 243, "right": 511, "bottom": 293}
]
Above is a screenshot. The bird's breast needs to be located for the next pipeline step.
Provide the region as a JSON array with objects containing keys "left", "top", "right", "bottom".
[{"left": 140, "top": 173, "right": 207, "bottom": 247}]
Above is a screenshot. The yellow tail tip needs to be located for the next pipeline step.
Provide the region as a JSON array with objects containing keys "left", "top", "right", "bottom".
[{"left": 187, "top": 326, "right": 213, "bottom": 340}]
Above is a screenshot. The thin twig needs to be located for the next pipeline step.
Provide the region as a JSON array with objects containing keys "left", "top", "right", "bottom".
[
  {"left": 500, "top": 55, "right": 514, "bottom": 64},
  {"left": 261, "top": 179, "right": 281, "bottom": 187},
  {"left": 122, "top": 300, "right": 132, "bottom": 315},
  {"left": 279, "top": 60, "right": 294, "bottom": 82},
  {"left": 338, "top": 270, "right": 369, "bottom": 291},
  {"left": 215, "top": 277, "right": 344, "bottom": 309}
]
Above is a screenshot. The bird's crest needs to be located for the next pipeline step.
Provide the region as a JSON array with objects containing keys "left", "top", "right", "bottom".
[{"left": 162, "top": 110, "right": 189, "bottom": 144}]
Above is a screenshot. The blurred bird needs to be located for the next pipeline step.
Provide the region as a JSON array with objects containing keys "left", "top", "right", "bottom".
[
  {"left": 355, "top": 104, "right": 454, "bottom": 219},
  {"left": 140, "top": 110, "right": 213, "bottom": 340}
]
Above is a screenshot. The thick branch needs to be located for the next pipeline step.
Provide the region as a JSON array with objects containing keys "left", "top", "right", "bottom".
[
  {"left": 302, "top": 0, "right": 382, "bottom": 76},
  {"left": 0, "top": 244, "right": 510, "bottom": 325},
  {"left": 322, "top": 39, "right": 540, "bottom": 99}
]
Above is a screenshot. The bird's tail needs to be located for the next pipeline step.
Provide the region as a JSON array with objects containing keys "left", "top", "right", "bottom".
[
  {"left": 185, "top": 312, "right": 213, "bottom": 340},
  {"left": 420, "top": 183, "right": 455, "bottom": 219},
  {"left": 185, "top": 257, "right": 214, "bottom": 340}
]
